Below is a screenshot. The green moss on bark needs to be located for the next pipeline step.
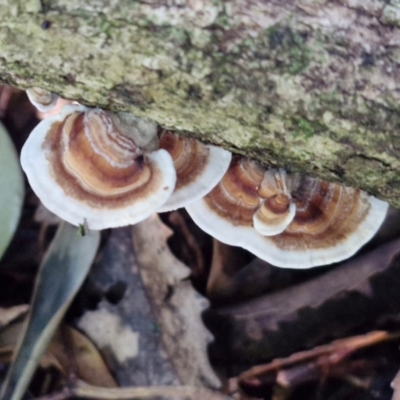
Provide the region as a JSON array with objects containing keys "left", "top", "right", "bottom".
[{"left": 1, "top": 0, "right": 399, "bottom": 207}]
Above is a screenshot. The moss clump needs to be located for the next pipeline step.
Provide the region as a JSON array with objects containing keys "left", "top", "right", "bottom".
[
  {"left": 292, "top": 117, "right": 327, "bottom": 139},
  {"left": 267, "top": 25, "right": 312, "bottom": 75}
]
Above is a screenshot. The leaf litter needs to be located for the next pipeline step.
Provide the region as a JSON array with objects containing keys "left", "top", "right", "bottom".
[{"left": 132, "top": 214, "right": 220, "bottom": 389}]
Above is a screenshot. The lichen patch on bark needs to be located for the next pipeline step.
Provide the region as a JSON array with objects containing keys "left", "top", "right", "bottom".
[{"left": 1, "top": 0, "right": 400, "bottom": 207}]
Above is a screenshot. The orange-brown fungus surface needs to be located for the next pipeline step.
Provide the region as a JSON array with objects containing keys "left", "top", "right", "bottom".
[
  {"left": 43, "top": 109, "right": 164, "bottom": 209},
  {"left": 159, "top": 131, "right": 209, "bottom": 190},
  {"left": 204, "top": 157, "right": 264, "bottom": 226},
  {"left": 270, "top": 177, "right": 370, "bottom": 251}
]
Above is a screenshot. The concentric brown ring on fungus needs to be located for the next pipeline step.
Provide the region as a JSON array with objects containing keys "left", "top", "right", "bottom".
[
  {"left": 253, "top": 169, "right": 296, "bottom": 236},
  {"left": 157, "top": 131, "right": 232, "bottom": 212},
  {"left": 26, "top": 87, "right": 59, "bottom": 112},
  {"left": 186, "top": 163, "right": 389, "bottom": 268},
  {"left": 186, "top": 156, "right": 264, "bottom": 242},
  {"left": 21, "top": 105, "right": 176, "bottom": 230}
]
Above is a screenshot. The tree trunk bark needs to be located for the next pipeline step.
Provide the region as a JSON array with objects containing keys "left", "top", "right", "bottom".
[{"left": 1, "top": 0, "right": 400, "bottom": 207}]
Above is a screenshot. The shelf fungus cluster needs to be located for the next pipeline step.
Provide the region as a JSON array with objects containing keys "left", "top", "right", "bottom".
[
  {"left": 20, "top": 104, "right": 231, "bottom": 230},
  {"left": 22, "top": 96, "right": 388, "bottom": 269},
  {"left": 26, "top": 87, "right": 59, "bottom": 112},
  {"left": 186, "top": 157, "right": 389, "bottom": 269}
]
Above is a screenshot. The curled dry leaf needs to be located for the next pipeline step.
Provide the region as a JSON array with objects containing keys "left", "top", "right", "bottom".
[
  {"left": 45, "top": 324, "right": 117, "bottom": 388},
  {"left": 0, "top": 321, "right": 24, "bottom": 364},
  {"left": 132, "top": 215, "right": 220, "bottom": 388},
  {"left": 0, "top": 306, "right": 29, "bottom": 330},
  {"left": 0, "top": 321, "right": 116, "bottom": 389}
]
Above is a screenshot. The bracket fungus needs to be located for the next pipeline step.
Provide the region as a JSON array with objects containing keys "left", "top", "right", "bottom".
[
  {"left": 26, "top": 87, "right": 59, "bottom": 112},
  {"left": 157, "top": 131, "right": 232, "bottom": 212},
  {"left": 20, "top": 97, "right": 389, "bottom": 269},
  {"left": 254, "top": 168, "right": 296, "bottom": 236},
  {"left": 21, "top": 105, "right": 176, "bottom": 230},
  {"left": 186, "top": 157, "right": 389, "bottom": 269}
]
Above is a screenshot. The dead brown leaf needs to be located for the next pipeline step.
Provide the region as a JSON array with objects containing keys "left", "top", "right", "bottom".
[
  {"left": 132, "top": 214, "right": 220, "bottom": 388},
  {"left": 0, "top": 320, "right": 116, "bottom": 388},
  {"left": 77, "top": 226, "right": 182, "bottom": 387},
  {"left": 46, "top": 324, "right": 117, "bottom": 387},
  {"left": 0, "top": 305, "right": 29, "bottom": 329}
]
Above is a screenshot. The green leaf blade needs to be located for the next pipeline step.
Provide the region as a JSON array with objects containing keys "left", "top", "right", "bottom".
[
  {"left": 0, "top": 122, "right": 24, "bottom": 260},
  {"left": 0, "top": 222, "right": 100, "bottom": 400}
]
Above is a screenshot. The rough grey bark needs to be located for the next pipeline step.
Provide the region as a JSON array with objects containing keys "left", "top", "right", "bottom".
[{"left": 0, "top": 0, "right": 400, "bottom": 207}]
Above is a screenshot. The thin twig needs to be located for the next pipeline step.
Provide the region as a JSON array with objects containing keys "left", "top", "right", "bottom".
[{"left": 239, "top": 330, "right": 399, "bottom": 383}]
